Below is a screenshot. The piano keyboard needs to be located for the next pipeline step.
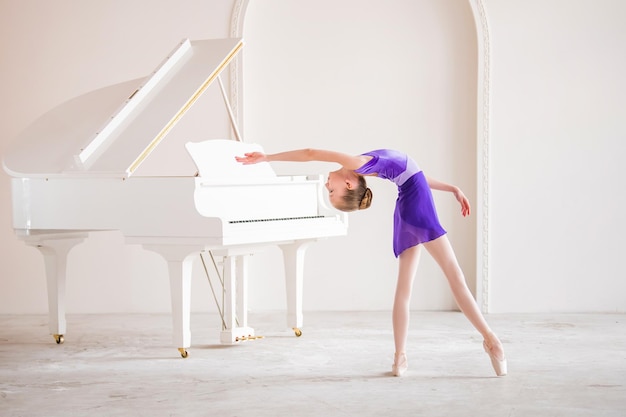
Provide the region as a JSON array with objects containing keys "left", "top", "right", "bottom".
[{"left": 229, "top": 215, "right": 325, "bottom": 224}]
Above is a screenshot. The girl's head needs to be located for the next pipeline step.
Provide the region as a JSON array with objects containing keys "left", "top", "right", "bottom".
[{"left": 325, "top": 168, "right": 373, "bottom": 212}]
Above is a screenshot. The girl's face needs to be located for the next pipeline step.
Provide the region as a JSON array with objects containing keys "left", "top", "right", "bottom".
[{"left": 325, "top": 169, "right": 353, "bottom": 207}]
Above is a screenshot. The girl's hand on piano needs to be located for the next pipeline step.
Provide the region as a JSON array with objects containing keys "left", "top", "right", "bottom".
[{"left": 235, "top": 152, "right": 267, "bottom": 165}]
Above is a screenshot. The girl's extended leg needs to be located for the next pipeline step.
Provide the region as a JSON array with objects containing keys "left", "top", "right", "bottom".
[
  {"left": 391, "top": 245, "right": 421, "bottom": 375},
  {"left": 422, "top": 235, "right": 506, "bottom": 373}
]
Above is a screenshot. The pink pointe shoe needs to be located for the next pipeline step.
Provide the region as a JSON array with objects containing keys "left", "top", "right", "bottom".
[
  {"left": 483, "top": 340, "right": 507, "bottom": 376},
  {"left": 391, "top": 353, "right": 408, "bottom": 377}
]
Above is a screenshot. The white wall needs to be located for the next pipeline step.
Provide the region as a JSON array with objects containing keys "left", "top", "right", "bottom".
[
  {"left": 1, "top": 0, "right": 623, "bottom": 317},
  {"left": 484, "top": 0, "right": 626, "bottom": 312}
]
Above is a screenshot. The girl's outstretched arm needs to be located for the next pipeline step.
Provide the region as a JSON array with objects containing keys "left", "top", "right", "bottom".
[
  {"left": 236, "top": 148, "right": 369, "bottom": 170},
  {"left": 426, "top": 176, "right": 471, "bottom": 217}
]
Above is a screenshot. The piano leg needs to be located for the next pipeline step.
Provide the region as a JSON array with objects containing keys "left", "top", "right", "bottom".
[
  {"left": 26, "top": 234, "right": 87, "bottom": 344},
  {"left": 279, "top": 240, "right": 314, "bottom": 337},
  {"left": 140, "top": 244, "right": 198, "bottom": 358}
]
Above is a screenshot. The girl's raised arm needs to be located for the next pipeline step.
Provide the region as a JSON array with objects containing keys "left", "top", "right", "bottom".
[
  {"left": 236, "top": 148, "right": 368, "bottom": 170},
  {"left": 426, "top": 176, "right": 471, "bottom": 217}
]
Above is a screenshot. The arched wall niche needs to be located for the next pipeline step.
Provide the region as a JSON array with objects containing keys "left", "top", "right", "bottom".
[{"left": 228, "top": 0, "right": 492, "bottom": 312}]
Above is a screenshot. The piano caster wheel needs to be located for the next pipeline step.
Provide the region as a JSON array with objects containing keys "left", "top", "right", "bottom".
[
  {"left": 293, "top": 328, "right": 302, "bottom": 337},
  {"left": 53, "top": 334, "right": 64, "bottom": 344},
  {"left": 178, "top": 348, "right": 188, "bottom": 358}
]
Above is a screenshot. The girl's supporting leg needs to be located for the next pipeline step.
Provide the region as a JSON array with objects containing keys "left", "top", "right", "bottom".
[
  {"left": 393, "top": 245, "right": 422, "bottom": 356},
  {"left": 422, "top": 235, "right": 505, "bottom": 361}
]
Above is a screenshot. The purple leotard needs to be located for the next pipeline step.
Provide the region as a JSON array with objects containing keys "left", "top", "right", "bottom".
[{"left": 355, "top": 149, "right": 446, "bottom": 257}]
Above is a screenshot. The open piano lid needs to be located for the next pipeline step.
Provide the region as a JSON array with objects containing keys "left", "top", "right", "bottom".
[{"left": 3, "top": 38, "right": 243, "bottom": 179}]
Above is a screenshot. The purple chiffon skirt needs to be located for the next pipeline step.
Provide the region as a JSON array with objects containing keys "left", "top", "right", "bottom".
[{"left": 393, "top": 171, "right": 446, "bottom": 257}]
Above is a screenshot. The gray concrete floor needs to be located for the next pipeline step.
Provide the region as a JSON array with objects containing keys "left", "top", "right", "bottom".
[{"left": 1, "top": 311, "right": 625, "bottom": 417}]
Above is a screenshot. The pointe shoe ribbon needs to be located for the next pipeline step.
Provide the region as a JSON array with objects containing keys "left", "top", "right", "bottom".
[{"left": 483, "top": 340, "right": 507, "bottom": 376}]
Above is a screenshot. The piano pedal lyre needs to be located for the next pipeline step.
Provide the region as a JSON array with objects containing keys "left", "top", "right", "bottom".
[{"left": 200, "top": 252, "right": 264, "bottom": 344}]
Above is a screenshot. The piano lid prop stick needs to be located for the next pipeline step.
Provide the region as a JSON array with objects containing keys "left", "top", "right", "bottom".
[{"left": 217, "top": 75, "right": 243, "bottom": 142}]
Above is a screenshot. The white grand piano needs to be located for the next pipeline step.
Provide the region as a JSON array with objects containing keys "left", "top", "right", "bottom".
[{"left": 3, "top": 38, "right": 348, "bottom": 357}]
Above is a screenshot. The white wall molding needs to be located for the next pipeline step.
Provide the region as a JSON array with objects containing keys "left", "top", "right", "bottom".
[
  {"left": 468, "top": 0, "right": 491, "bottom": 313},
  {"left": 229, "top": 0, "right": 249, "bottom": 140}
]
